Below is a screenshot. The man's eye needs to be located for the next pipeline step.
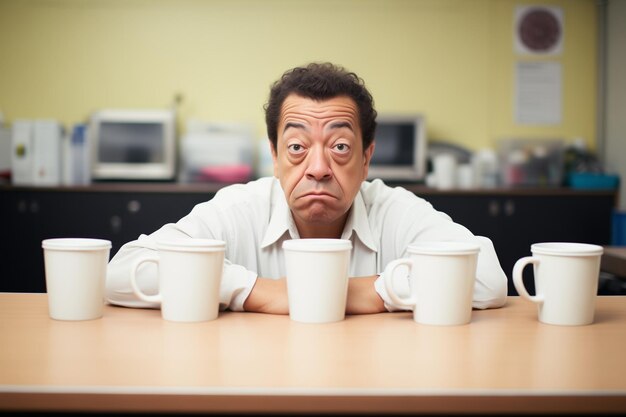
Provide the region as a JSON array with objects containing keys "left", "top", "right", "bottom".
[
  {"left": 333, "top": 143, "right": 350, "bottom": 153},
  {"left": 288, "top": 144, "right": 305, "bottom": 153}
]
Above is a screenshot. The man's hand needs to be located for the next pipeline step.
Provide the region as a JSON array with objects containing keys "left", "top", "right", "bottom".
[
  {"left": 346, "top": 275, "right": 386, "bottom": 314},
  {"left": 243, "top": 277, "right": 289, "bottom": 314}
]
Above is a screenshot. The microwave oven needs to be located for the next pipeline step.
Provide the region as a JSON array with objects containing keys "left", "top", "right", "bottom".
[
  {"left": 89, "top": 109, "right": 176, "bottom": 181},
  {"left": 367, "top": 114, "right": 427, "bottom": 181}
]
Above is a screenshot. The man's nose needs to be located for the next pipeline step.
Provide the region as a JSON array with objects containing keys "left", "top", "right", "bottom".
[{"left": 305, "top": 147, "right": 333, "bottom": 181}]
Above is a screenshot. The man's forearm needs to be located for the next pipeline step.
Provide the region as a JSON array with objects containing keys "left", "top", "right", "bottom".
[
  {"left": 242, "top": 277, "right": 289, "bottom": 314},
  {"left": 243, "top": 275, "right": 385, "bottom": 315},
  {"left": 346, "top": 275, "right": 386, "bottom": 314}
]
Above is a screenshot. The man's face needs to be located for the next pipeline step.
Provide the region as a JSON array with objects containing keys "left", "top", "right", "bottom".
[{"left": 272, "top": 94, "right": 374, "bottom": 236}]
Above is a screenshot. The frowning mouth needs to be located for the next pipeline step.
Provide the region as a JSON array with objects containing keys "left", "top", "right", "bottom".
[{"left": 299, "top": 192, "right": 336, "bottom": 199}]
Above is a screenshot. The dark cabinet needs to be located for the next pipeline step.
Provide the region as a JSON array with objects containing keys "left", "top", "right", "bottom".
[
  {"left": 0, "top": 184, "right": 617, "bottom": 295},
  {"left": 423, "top": 191, "right": 616, "bottom": 295},
  {"left": 1, "top": 185, "right": 215, "bottom": 292}
]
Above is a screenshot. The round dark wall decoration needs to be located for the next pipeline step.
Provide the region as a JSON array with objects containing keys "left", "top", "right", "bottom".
[{"left": 518, "top": 8, "right": 562, "bottom": 52}]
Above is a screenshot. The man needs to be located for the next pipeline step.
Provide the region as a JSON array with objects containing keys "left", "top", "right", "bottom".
[{"left": 106, "top": 62, "right": 507, "bottom": 314}]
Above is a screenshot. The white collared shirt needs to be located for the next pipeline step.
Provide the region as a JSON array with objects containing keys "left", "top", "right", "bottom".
[{"left": 105, "top": 177, "right": 507, "bottom": 311}]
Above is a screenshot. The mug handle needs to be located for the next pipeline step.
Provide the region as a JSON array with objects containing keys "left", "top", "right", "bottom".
[
  {"left": 130, "top": 255, "right": 162, "bottom": 304},
  {"left": 383, "top": 258, "right": 417, "bottom": 308},
  {"left": 512, "top": 256, "right": 545, "bottom": 304}
]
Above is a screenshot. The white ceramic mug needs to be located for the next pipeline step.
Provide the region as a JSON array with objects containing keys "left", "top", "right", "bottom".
[
  {"left": 383, "top": 241, "right": 480, "bottom": 326},
  {"left": 130, "top": 239, "right": 226, "bottom": 322},
  {"left": 283, "top": 239, "right": 352, "bottom": 323},
  {"left": 512, "top": 242, "right": 603, "bottom": 326},
  {"left": 42, "top": 238, "right": 112, "bottom": 321}
]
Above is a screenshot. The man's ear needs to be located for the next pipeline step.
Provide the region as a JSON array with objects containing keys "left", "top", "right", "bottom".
[
  {"left": 270, "top": 140, "right": 279, "bottom": 178},
  {"left": 362, "top": 142, "right": 375, "bottom": 180}
]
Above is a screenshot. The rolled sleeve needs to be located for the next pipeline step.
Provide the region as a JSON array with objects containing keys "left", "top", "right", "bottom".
[
  {"left": 373, "top": 272, "right": 412, "bottom": 312},
  {"left": 105, "top": 230, "right": 261, "bottom": 312},
  {"left": 221, "top": 264, "right": 258, "bottom": 311},
  {"left": 373, "top": 236, "right": 507, "bottom": 313}
]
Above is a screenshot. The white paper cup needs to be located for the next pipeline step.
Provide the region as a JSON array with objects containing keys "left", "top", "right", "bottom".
[
  {"left": 42, "top": 238, "right": 112, "bottom": 321},
  {"left": 383, "top": 241, "right": 480, "bottom": 326},
  {"left": 513, "top": 242, "right": 603, "bottom": 326},
  {"left": 283, "top": 239, "right": 352, "bottom": 323},
  {"left": 130, "top": 239, "right": 226, "bottom": 322}
]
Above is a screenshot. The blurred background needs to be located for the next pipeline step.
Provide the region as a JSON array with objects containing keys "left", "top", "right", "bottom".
[
  {"left": 2, "top": 0, "right": 591, "bottom": 143},
  {"left": 1, "top": 0, "right": 622, "bottom": 195},
  {"left": 1, "top": 0, "right": 625, "bottom": 294}
]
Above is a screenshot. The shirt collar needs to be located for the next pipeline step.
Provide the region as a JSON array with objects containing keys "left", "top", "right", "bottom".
[
  {"left": 341, "top": 190, "right": 378, "bottom": 252},
  {"left": 261, "top": 180, "right": 378, "bottom": 253},
  {"left": 261, "top": 179, "right": 298, "bottom": 248}
]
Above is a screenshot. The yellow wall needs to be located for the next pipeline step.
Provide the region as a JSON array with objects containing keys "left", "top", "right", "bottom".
[{"left": 0, "top": 0, "right": 598, "bottom": 151}]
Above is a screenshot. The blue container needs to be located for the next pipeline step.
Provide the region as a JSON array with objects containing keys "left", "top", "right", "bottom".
[
  {"left": 569, "top": 173, "right": 620, "bottom": 190},
  {"left": 612, "top": 210, "right": 626, "bottom": 246}
]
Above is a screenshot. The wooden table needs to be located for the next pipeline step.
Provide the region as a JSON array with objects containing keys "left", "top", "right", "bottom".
[{"left": 1, "top": 293, "right": 625, "bottom": 414}]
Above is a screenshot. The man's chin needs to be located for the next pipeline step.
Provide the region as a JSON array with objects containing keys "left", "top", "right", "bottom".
[{"left": 296, "top": 204, "right": 340, "bottom": 225}]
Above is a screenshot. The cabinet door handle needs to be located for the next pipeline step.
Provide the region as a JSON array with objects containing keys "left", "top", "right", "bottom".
[
  {"left": 127, "top": 200, "right": 141, "bottom": 213},
  {"left": 504, "top": 199, "right": 515, "bottom": 216},
  {"left": 110, "top": 215, "right": 122, "bottom": 234},
  {"left": 488, "top": 200, "right": 500, "bottom": 217},
  {"left": 17, "top": 199, "right": 27, "bottom": 213}
]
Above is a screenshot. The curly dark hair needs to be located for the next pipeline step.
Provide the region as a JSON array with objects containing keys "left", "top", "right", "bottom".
[{"left": 264, "top": 62, "right": 377, "bottom": 152}]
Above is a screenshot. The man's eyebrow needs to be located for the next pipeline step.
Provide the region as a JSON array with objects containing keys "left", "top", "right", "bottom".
[
  {"left": 328, "top": 121, "right": 354, "bottom": 130},
  {"left": 283, "top": 122, "right": 308, "bottom": 132}
]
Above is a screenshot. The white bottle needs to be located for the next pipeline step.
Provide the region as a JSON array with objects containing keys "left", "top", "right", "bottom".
[
  {"left": 472, "top": 149, "right": 499, "bottom": 188},
  {"left": 62, "top": 123, "right": 90, "bottom": 185},
  {"left": 433, "top": 153, "right": 457, "bottom": 190}
]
